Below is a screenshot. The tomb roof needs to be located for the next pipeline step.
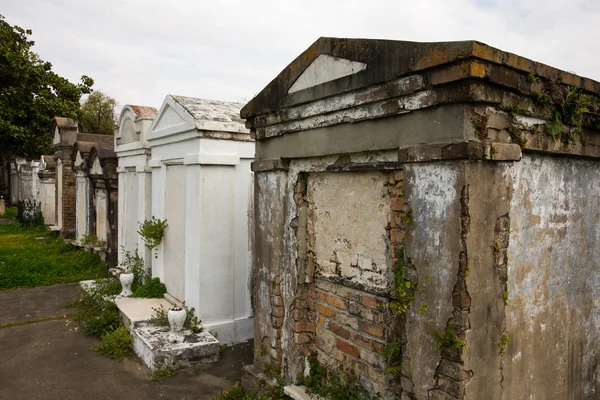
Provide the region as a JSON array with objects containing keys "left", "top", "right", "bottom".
[
  {"left": 77, "top": 133, "right": 115, "bottom": 148},
  {"left": 171, "top": 95, "right": 245, "bottom": 125},
  {"left": 241, "top": 37, "right": 600, "bottom": 119},
  {"left": 128, "top": 105, "right": 158, "bottom": 118}
]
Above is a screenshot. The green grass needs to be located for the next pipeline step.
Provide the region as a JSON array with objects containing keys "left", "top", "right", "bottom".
[
  {"left": 0, "top": 222, "right": 106, "bottom": 289},
  {"left": 0, "top": 206, "right": 17, "bottom": 218}
]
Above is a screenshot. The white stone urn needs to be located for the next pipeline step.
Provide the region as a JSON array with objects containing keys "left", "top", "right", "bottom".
[
  {"left": 119, "top": 272, "right": 134, "bottom": 297},
  {"left": 168, "top": 307, "right": 186, "bottom": 332}
]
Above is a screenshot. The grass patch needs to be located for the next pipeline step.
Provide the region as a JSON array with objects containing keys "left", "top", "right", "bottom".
[
  {"left": 212, "top": 382, "right": 290, "bottom": 400},
  {"left": 152, "top": 363, "right": 180, "bottom": 380},
  {"left": 0, "top": 315, "right": 70, "bottom": 330},
  {"left": 0, "top": 222, "right": 106, "bottom": 289},
  {"left": 0, "top": 206, "right": 17, "bottom": 218}
]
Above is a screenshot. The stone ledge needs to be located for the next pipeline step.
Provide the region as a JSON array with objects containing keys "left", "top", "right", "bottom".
[
  {"left": 114, "top": 297, "right": 174, "bottom": 330},
  {"left": 251, "top": 158, "right": 289, "bottom": 172},
  {"left": 398, "top": 141, "right": 522, "bottom": 163},
  {"left": 284, "top": 385, "right": 324, "bottom": 400}
]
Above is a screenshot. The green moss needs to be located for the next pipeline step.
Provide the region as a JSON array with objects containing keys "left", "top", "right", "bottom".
[
  {"left": 470, "top": 115, "right": 489, "bottom": 139},
  {"left": 497, "top": 331, "right": 511, "bottom": 355}
]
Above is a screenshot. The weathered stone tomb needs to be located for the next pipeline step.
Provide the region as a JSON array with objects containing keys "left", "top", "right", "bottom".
[
  {"left": 241, "top": 38, "right": 600, "bottom": 399},
  {"left": 51, "top": 117, "right": 114, "bottom": 237},
  {"left": 146, "top": 95, "right": 254, "bottom": 344},
  {"left": 115, "top": 105, "right": 157, "bottom": 267}
]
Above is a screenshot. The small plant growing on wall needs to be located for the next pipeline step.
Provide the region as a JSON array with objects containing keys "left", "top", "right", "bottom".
[{"left": 138, "top": 216, "right": 168, "bottom": 258}]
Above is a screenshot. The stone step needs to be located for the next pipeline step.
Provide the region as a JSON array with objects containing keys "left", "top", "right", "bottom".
[
  {"left": 284, "top": 385, "right": 323, "bottom": 400},
  {"left": 114, "top": 297, "right": 174, "bottom": 330}
]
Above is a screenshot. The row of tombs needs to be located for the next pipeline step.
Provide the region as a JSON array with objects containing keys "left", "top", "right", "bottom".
[{"left": 4, "top": 38, "right": 600, "bottom": 399}]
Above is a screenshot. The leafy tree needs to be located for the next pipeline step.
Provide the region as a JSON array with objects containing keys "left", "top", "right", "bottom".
[
  {"left": 80, "top": 90, "right": 117, "bottom": 135},
  {"left": 0, "top": 14, "right": 93, "bottom": 162}
]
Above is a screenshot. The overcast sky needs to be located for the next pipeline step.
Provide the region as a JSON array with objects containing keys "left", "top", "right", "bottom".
[{"left": 3, "top": 0, "right": 600, "bottom": 113}]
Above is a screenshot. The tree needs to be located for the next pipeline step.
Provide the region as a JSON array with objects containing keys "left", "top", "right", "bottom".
[
  {"left": 80, "top": 91, "right": 117, "bottom": 135},
  {"left": 0, "top": 14, "right": 94, "bottom": 162}
]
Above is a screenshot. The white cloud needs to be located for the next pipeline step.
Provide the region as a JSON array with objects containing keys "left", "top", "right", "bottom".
[{"left": 3, "top": 0, "right": 599, "bottom": 111}]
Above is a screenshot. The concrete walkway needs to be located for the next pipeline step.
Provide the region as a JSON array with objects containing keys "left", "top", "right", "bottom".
[{"left": 0, "top": 283, "right": 252, "bottom": 400}]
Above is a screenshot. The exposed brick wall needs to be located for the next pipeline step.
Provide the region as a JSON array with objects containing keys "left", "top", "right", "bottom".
[
  {"left": 313, "top": 278, "right": 388, "bottom": 394},
  {"left": 61, "top": 155, "right": 76, "bottom": 234}
]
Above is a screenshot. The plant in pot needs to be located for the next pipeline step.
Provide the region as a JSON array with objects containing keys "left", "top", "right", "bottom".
[{"left": 138, "top": 217, "right": 168, "bottom": 259}]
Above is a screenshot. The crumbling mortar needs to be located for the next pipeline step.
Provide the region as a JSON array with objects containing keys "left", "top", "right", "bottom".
[
  {"left": 492, "top": 213, "right": 511, "bottom": 389},
  {"left": 430, "top": 185, "right": 474, "bottom": 399}
]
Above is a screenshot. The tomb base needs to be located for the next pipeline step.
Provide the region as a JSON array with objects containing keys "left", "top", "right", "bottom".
[{"left": 133, "top": 322, "right": 220, "bottom": 372}]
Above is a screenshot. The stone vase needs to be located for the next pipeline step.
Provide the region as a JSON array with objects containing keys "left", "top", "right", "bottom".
[
  {"left": 119, "top": 272, "right": 134, "bottom": 297},
  {"left": 168, "top": 307, "right": 186, "bottom": 332}
]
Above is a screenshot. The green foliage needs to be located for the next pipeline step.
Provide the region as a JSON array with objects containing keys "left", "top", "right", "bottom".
[
  {"left": 149, "top": 304, "right": 203, "bottom": 334},
  {"left": 69, "top": 279, "right": 123, "bottom": 337},
  {"left": 0, "top": 206, "right": 17, "bottom": 218},
  {"left": 0, "top": 14, "right": 94, "bottom": 162},
  {"left": 120, "top": 247, "right": 149, "bottom": 292},
  {"left": 132, "top": 277, "right": 167, "bottom": 298},
  {"left": 80, "top": 233, "right": 106, "bottom": 247},
  {"left": 152, "top": 363, "right": 180, "bottom": 380},
  {"left": 470, "top": 115, "right": 489, "bottom": 139},
  {"left": 541, "top": 79, "right": 600, "bottom": 144},
  {"left": 211, "top": 382, "right": 290, "bottom": 400},
  {"left": 507, "top": 126, "right": 527, "bottom": 147},
  {"left": 92, "top": 326, "right": 133, "bottom": 359},
  {"left": 0, "top": 222, "right": 105, "bottom": 289},
  {"left": 497, "top": 331, "right": 511, "bottom": 355},
  {"left": 507, "top": 105, "right": 524, "bottom": 117},
  {"left": 383, "top": 342, "right": 403, "bottom": 374},
  {"left": 527, "top": 72, "right": 540, "bottom": 84},
  {"left": 502, "top": 291, "right": 510, "bottom": 306},
  {"left": 431, "top": 324, "right": 466, "bottom": 352},
  {"left": 80, "top": 90, "right": 116, "bottom": 135},
  {"left": 138, "top": 217, "right": 168, "bottom": 258},
  {"left": 490, "top": 243, "right": 500, "bottom": 252},
  {"left": 302, "top": 356, "right": 374, "bottom": 400},
  {"left": 389, "top": 247, "right": 423, "bottom": 315}
]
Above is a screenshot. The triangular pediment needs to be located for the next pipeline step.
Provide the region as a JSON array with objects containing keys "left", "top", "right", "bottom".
[
  {"left": 74, "top": 151, "right": 84, "bottom": 167},
  {"left": 288, "top": 54, "right": 367, "bottom": 94},
  {"left": 90, "top": 156, "right": 103, "bottom": 175},
  {"left": 147, "top": 96, "right": 198, "bottom": 140},
  {"left": 53, "top": 126, "right": 61, "bottom": 145},
  {"left": 152, "top": 103, "right": 187, "bottom": 132}
]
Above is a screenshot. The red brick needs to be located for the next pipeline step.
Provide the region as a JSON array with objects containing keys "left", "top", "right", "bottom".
[
  {"left": 316, "top": 290, "right": 327, "bottom": 302},
  {"left": 360, "top": 295, "right": 379, "bottom": 309},
  {"left": 329, "top": 323, "right": 350, "bottom": 340},
  {"left": 351, "top": 333, "right": 373, "bottom": 351},
  {"left": 391, "top": 197, "right": 403, "bottom": 211},
  {"left": 317, "top": 315, "right": 327, "bottom": 326},
  {"left": 336, "top": 339, "right": 359, "bottom": 358},
  {"left": 317, "top": 304, "right": 336, "bottom": 317},
  {"left": 359, "top": 320, "right": 384, "bottom": 338},
  {"left": 326, "top": 294, "right": 347, "bottom": 310}
]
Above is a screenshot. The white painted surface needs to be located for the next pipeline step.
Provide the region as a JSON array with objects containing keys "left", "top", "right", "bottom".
[
  {"left": 115, "top": 104, "right": 156, "bottom": 267},
  {"left": 163, "top": 164, "right": 186, "bottom": 302},
  {"left": 95, "top": 188, "right": 108, "bottom": 241},
  {"left": 146, "top": 95, "right": 254, "bottom": 344},
  {"left": 288, "top": 54, "right": 367, "bottom": 94},
  {"left": 75, "top": 171, "right": 90, "bottom": 242}
]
